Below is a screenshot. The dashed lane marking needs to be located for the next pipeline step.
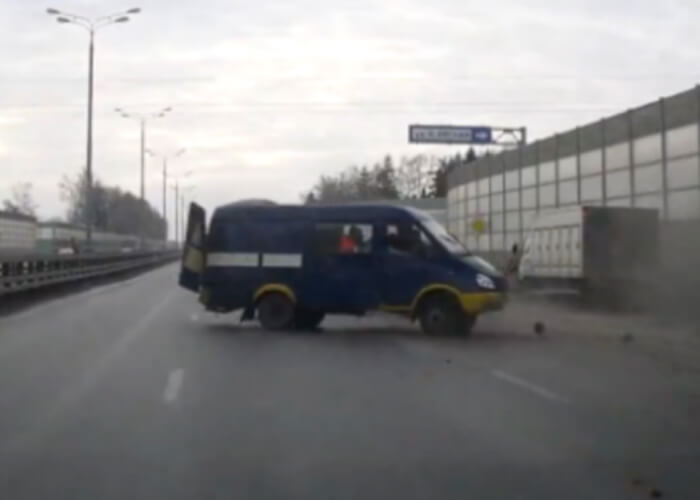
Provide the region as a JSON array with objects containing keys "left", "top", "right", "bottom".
[
  {"left": 1, "top": 289, "right": 177, "bottom": 453},
  {"left": 163, "top": 368, "right": 185, "bottom": 404},
  {"left": 491, "top": 369, "right": 570, "bottom": 404}
]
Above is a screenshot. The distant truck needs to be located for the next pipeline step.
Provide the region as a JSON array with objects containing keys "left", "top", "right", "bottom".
[{"left": 518, "top": 206, "right": 660, "bottom": 304}]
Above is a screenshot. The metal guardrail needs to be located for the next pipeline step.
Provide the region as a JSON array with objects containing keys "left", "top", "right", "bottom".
[{"left": 0, "top": 250, "right": 180, "bottom": 296}]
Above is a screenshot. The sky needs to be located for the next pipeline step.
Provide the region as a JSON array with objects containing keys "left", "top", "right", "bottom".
[{"left": 2, "top": 0, "right": 700, "bottom": 232}]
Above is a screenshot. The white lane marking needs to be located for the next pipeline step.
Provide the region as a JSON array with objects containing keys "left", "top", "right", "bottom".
[
  {"left": 163, "top": 369, "right": 185, "bottom": 404},
  {"left": 190, "top": 312, "right": 199, "bottom": 322},
  {"left": 491, "top": 369, "right": 570, "bottom": 404},
  {"left": 2, "top": 289, "right": 177, "bottom": 453}
]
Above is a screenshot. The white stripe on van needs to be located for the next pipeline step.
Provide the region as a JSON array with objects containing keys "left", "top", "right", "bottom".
[
  {"left": 262, "top": 253, "right": 303, "bottom": 268},
  {"left": 207, "top": 252, "right": 259, "bottom": 267}
]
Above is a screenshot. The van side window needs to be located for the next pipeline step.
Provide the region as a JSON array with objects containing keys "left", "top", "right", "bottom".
[
  {"left": 386, "top": 224, "right": 433, "bottom": 257},
  {"left": 314, "top": 223, "right": 373, "bottom": 255}
]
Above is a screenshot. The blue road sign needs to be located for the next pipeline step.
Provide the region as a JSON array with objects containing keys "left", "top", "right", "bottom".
[{"left": 409, "top": 125, "right": 493, "bottom": 145}]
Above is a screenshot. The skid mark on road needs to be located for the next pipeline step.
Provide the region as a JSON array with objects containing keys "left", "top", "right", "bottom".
[
  {"left": 1, "top": 289, "right": 177, "bottom": 454},
  {"left": 491, "top": 369, "right": 570, "bottom": 404},
  {"left": 163, "top": 369, "right": 185, "bottom": 404}
]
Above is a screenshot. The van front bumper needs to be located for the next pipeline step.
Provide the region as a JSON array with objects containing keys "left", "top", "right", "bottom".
[{"left": 459, "top": 292, "right": 506, "bottom": 315}]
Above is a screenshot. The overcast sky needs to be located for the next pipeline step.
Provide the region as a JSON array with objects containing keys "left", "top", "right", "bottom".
[{"left": 2, "top": 0, "right": 700, "bottom": 226}]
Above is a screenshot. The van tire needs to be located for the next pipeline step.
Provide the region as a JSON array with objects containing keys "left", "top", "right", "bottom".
[
  {"left": 418, "top": 293, "right": 466, "bottom": 336},
  {"left": 257, "top": 292, "right": 295, "bottom": 331},
  {"left": 294, "top": 308, "right": 325, "bottom": 331}
]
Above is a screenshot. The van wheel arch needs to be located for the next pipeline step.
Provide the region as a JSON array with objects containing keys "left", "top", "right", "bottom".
[{"left": 412, "top": 288, "right": 460, "bottom": 320}]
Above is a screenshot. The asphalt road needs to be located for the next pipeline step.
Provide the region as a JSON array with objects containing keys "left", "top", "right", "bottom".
[{"left": 1, "top": 264, "right": 699, "bottom": 499}]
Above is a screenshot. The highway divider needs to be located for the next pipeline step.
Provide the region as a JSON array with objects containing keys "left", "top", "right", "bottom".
[{"left": 0, "top": 250, "right": 180, "bottom": 296}]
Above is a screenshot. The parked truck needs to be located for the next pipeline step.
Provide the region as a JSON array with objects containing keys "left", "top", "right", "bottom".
[{"left": 518, "top": 206, "right": 660, "bottom": 305}]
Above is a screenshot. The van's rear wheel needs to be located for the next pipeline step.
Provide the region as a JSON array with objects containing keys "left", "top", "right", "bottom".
[
  {"left": 257, "top": 292, "right": 295, "bottom": 331},
  {"left": 419, "top": 293, "right": 470, "bottom": 337},
  {"left": 294, "top": 308, "right": 325, "bottom": 331}
]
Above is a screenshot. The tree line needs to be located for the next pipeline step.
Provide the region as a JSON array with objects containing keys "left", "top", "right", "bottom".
[
  {"left": 59, "top": 170, "right": 165, "bottom": 239},
  {"left": 302, "top": 148, "right": 477, "bottom": 204},
  {"left": 2, "top": 172, "right": 165, "bottom": 239}
]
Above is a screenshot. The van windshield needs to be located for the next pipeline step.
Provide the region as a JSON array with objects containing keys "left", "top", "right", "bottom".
[{"left": 418, "top": 215, "right": 470, "bottom": 256}]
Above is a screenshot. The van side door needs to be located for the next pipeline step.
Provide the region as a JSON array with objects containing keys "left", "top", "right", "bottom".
[
  {"left": 302, "top": 222, "right": 380, "bottom": 313},
  {"left": 377, "top": 221, "right": 439, "bottom": 308},
  {"left": 179, "top": 202, "right": 207, "bottom": 292}
]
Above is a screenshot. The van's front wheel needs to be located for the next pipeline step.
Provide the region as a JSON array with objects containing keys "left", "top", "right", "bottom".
[
  {"left": 419, "top": 293, "right": 473, "bottom": 337},
  {"left": 419, "top": 293, "right": 465, "bottom": 335},
  {"left": 257, "top": 292, "right": 295, "bottom": 331}
]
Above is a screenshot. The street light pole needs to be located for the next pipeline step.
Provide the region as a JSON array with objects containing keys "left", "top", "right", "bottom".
[
  {"left": 162, "top": 157, "right": 167, "bottom": 240},
  {"left": 85, "top": 29, "right": 94, "bottom": 245},
  {"left": 147, "top": 148, "right": 185, "bottom": 243},
  {"left": 173, "top": 181, "right": 180, "bottom": 246},
  {"left": 169, "top": 170, "right": 192, "bottom": 247},
  {"left": 47, "top": 6, "right": 140, "bottom": 248},
  {"left": 116, "top": 107, "right": 172, "bottom": 247},
  {"left": 140, "top": 118, "right": 146, "bottom": 203}
]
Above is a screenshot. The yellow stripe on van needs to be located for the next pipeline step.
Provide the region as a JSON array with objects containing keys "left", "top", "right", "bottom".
[
  {"left": 410, "top": 284, "right": 463, "bottom": 313},
  {"left": 379, "top": 304, "right": 412, "bottom": 313},
  {"left": 253, "top": 284, "right": 297, "bottom": 304},
  {"left": 409, "top": 284, "right": 505, "bottom": 316},
  {"left": 458, "top": 292, "right": 504, "bottom": 315}
]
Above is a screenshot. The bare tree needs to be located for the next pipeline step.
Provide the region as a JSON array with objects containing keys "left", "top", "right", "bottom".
[
  {"left": 59, "top": 170, "right": 166, "bottom": 239},
  {"left": 397, "top": 154, "right": 435, "bottom": 199},
  {"left": 3, "top": 183, "right": 37, "bottom": 216}
]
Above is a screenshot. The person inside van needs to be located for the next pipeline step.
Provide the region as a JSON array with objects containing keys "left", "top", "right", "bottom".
[
  {"left": 348, "top": 225, "right": 365, "bottom": 251},
  {"left": 339, "top": 228, "right": 358, "bottom": 253}
]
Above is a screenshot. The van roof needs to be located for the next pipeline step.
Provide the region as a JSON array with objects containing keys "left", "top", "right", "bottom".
[{"left": 212, "top": 202, "right": 429, "bottom": 222}]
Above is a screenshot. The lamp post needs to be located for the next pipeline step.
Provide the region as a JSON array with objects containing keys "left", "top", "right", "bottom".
[
  {"left": 47, "top": 6, "right": 141, "bottom": 247},
  {"left": 146, "top": 148, "right": 185, "bottom": 242},
  {"left": 115, "top": 107, "right": 172, "bottom": 245},
  {"left": 170, "top": 171, "right": 192, "bottom": 246}
]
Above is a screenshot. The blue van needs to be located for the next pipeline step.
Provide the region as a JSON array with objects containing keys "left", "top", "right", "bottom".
[{"left": 179, "top": 201, "right": 507, "bottom": 336}]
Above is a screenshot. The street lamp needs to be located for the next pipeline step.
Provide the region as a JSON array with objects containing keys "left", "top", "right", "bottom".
[
  {"left": 115, "top": 106, "right": 172, "bottom": 246},
  {"left": 170, "top": 171, "right": 192, "bottom": 246},
  {"left": 47, "top": 6, "right": 141, "bottom": 247},
  {"left": 146, "top": 148, "right": 186, "bottom": 242}
]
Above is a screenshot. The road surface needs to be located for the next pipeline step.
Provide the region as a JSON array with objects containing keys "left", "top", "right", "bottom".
[{"left": 1, "top": 264, "right": 699, "bottom": 499}]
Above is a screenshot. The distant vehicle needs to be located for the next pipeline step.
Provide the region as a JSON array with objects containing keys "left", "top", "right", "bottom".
[
  {"left": 518, "top": 206, "right": 660, "bottom": 301},
  {"left": 179, "top": 202, "right": 507, "bottom": 336}
]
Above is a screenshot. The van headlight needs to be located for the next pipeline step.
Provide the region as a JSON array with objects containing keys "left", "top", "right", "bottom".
[{"left": 476, "top": 273, "right": 496, "bottom": 290}]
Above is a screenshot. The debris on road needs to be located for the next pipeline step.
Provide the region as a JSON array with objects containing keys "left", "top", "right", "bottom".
[
  {"left": 621, "top": 332, "right": 635, "bottom": 343},
  {"left": 534, "top": 321, "right": 546, "bottom": 336}
]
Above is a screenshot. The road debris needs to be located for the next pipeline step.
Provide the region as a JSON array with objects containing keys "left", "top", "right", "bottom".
[{"left": 534, "top": 321, "right": 546, "bottom": 336}]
